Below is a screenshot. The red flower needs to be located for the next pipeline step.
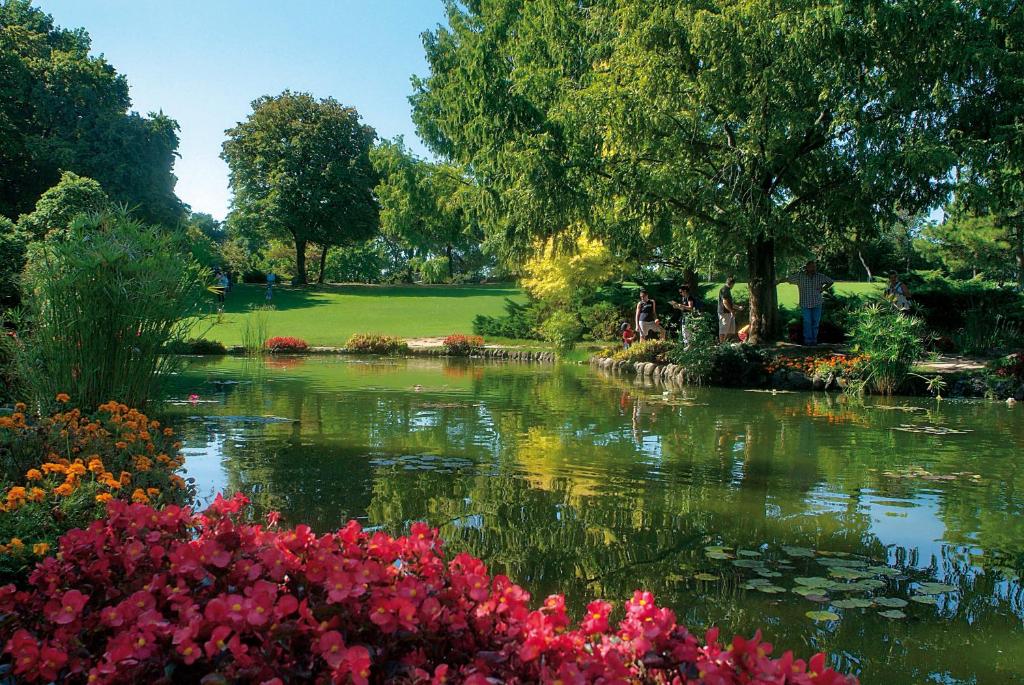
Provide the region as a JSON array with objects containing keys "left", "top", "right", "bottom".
[
  {"left": 44, "top": 589, "right": 88, "bottom": 625},
  {"left": 318, "top": 630, "right": 346, "bottom": 669}
]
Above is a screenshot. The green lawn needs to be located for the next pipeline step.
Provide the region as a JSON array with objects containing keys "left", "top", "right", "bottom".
[
  {"left": 196, "top": 280, "right": 884, "bottom": 348},
  {"left": 197, "top": 283, "right": 527, "bottom": 347}
]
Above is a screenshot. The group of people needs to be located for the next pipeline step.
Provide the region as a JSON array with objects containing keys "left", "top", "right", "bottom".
[
  {"left": 212, "top": 270, "right": 279, "bottom": 310},
  {"left": 621, "top": 261, "right": 913, "bottom": 350}
]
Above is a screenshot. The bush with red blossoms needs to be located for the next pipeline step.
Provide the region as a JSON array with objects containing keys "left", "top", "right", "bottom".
[
  {"left": 0, "top": 494, "right": 858, "bottom": 684},
  {"left": 264, "top": 337, "right": 309, "bottom": 353}
]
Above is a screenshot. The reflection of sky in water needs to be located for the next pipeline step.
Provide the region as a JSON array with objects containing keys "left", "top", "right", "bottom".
[{"left": 864, "top": 489, "right": 948, "bottom": 569}]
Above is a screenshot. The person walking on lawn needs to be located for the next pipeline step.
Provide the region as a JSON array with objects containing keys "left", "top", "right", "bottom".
[
  {"left": 635, "top": 289, "right": 658, "bottom": 341},
  {"left": 780, "top": 260, "right": 834, "bottom": 346}
]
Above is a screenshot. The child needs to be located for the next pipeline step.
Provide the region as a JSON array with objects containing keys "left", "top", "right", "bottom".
[{"left": 621, "top": 322, "right": 636, "bottom": 349}]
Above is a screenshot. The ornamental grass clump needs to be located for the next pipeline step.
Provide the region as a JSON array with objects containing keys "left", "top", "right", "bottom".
[
  {"left": 345, "top": 333, "right": 409, "bottom": 355},
  {"left": 19, "top": 211, "right": 207, "bottom": 409},
  {"left": 0, "top": 397, "right": 192, "bottom": 580},
  {"left": 0, "top": 493, "right": 857, "bottom": 685},
  {"left": 850, "top": 304, "right": 925, "bottom": 395}
]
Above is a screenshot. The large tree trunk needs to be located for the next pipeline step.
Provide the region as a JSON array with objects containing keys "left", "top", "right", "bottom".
[
  {"left": 445, "top": 244, "right": 454, "bottom": 279},
  {"left": 317, "top": 244, "right": 330, "bottom": 284},
  {"left": 293, "top": 236, "right": 308, "bottom": 285},
  {"left": 746, "top": 236, "right": 778, "bottom": 345}
]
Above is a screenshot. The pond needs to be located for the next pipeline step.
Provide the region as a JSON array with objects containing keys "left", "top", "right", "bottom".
[{"left": 164, "top": 355, "right": 1024, "bottom": 684}]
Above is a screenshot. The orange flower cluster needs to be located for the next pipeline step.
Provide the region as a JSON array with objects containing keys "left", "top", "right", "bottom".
[
  {"left": 765, "top": 354, "right": 866, "bottom": 378},
  {"left": 0, "top": 397, "right": 191, "bottom": 560}
]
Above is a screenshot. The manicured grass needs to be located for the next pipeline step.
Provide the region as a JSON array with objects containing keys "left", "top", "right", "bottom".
[
  {"left": 196, "top": 283, "right": 527, "bottom": 347},
  {"left": 706, "top": 281, "right": 883, "bottom": 309}
]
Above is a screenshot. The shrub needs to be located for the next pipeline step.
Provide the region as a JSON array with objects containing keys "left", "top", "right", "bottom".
[
  {"left": 710, "top": 344, "right": 771, "bottom": 388},
  {"left": 0, "top": 493, "right": 857, "bottom": 685},
  {"left": 667, "top": 314, "right": 717, "bottom": 383},
  {"left": 264, "top": 336, "right": 309, "bottom": 353},
  {"left": 164, "top": 338, "right": 228, "bottom": 356},
  {"left": 473, "top": 298, "right": 544, "bottom": 340},
  {"left": 989, "top": 352, "right": 1024, "bottom": 383},
  {"left": 442, "top": 334, "right": 484, "bottom": 356},
  {"left": 908, "top": 272, "right": 1024, "bottom": 350},
  {"left": 578, "top": 301, "right": 622, "bottom": 341},
  {"left": 850, "top": 304, "right": 925, "bottom": 395},
  {"left": 538, "top": 311, "right": 583, "bottom": 355},
  {"left": 0, "top": 217, "right": 28, "bottom": 307},
  {"left": 612, "top": 339, "right": 674, "bottom": 363},
  {"left": 0, "top": 399, "right": 191, "bottom": 580},
  {"left": 18, "top": 211, "right": 206, "bottom": 409},
  {"left": 345, "top": 333, "right": 409, "bottom": 355},
  {"left": 0, "top": 331, "right": 26, "bottom": 406}
]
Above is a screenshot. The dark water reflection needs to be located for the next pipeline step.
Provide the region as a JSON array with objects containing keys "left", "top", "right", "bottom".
[{"left": 164, "top": 356, "right": 1024, "bottom": 684}]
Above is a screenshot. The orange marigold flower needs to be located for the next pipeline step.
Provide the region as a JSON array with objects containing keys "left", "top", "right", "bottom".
[
  {"left": 88, "top": 458, "right": 104, "bottom": 474},
  {"left": 25, "top": 469, "right": 42, "bottom": 481},
  {"left": 163, "top": 427, "right": 174, "bottom": 437},
  {"left": 146, "top": 487, "right": 160, "bottom": 497},
  {"left": 55, "top": 393, "right": 70, "bottom": 403},
  {"left": 114, "top": 441, "right": 128, "bottom": 450},
  {"left": 67, "top": 463, "right": 87, "bottom": 477},
  {"left": 29, "top": 487, "right": 45, "bottom": 502},
  {"left": 119, "top": 471, "right": 132, "bottom": 486},
  {"left": 95, "top": 493, "right": 113, "bottom": 503},
  {"left": 32, "top": 542, "right": 49, "bottom": 556},
  {"left": 9, "top": 538, "right": 24, "bottom": 550},
  {"left": 53, "top": 483, "right": 73, "bottom": 497},
  {"left": 41, "top": 463, "right": 66, "bottom": 475},
  {"left": 14, "top": 402, "right": 26, "bottom": 412},
  {"left": 131, "top": 488, "right": 149, "bottom": 504}
]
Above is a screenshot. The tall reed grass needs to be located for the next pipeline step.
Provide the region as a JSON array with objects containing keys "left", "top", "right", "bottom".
[
  {"left": 19, "top": 211, "right": 207, "bottom": 409},
  {"left": 849, "top": 304, "right": 925, "bottom": 396},
  {"left": 240, "top": 305, "right": 273, "bottom": 355}
]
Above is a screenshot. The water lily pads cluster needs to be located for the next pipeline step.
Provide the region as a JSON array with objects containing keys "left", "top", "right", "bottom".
[
  {"left": 698, "top": 543, "right": 960, "bottom": 622},
  {"left": 892, "top": 424, "right": 973, "bottom": 435},
  {"left": 880, "top": 465, "right": 982, "bottom": 481},
  {"left": 368, "top": 454, "right": 475, "bottom": 473}
]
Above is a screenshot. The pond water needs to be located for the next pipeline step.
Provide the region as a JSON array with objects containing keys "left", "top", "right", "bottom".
[{"left": 164, "top": 355, "right": 1024, "bottom": 684}]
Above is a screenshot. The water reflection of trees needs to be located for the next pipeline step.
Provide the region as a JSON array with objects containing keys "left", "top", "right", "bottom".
[{"left": 169, "top": 358, "right": 1024, "bottom": 684}]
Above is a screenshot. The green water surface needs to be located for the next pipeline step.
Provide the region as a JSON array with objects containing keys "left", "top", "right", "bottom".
[{"left": 165, "top": 355, "right": 1024, "bottom": 684}]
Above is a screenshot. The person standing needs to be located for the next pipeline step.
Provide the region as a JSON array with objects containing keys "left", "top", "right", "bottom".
[
  {"left": 635, "top": 289, "right": 658, "bottom": 341},
  {"left": 216, "top": 270, "right": 229, "bottom": 309},
  {"left": 884, "top": 271, "right": 912, "bottom": 313},
  {"left": 621, "top": 322, "right": 636, "bottom": 349},
  {"left": 670, "top": 285, "right": 700, "bottom": 346},
  {"left": 780, "top": 260, "right": 834, "bottom": 346},
  {"left": 266, "top": 271, "right": 276, "bottom": 303},
  {"left": 717, "top": 276, "right": 742, "bottom": 342}
]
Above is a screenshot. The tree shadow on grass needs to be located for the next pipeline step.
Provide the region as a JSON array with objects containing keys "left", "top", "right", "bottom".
[{"left": 213, "top": 283, "right": 524, "bottom": 314}]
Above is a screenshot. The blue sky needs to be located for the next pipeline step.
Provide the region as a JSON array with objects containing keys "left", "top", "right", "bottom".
[{"left": 37, "top": 1, "right": 450, "bottom": 220}]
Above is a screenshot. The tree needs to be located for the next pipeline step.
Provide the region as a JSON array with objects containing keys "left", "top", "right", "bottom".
[
  {"left": 371, "top": 137, "right": 481, "bottom": 279},
  {"left": 16, "top": 171, "right": 109, "bottom": 240},
  {"left": 0, "top": 1, "right": 184, "bottom": 224},
  {"left": 0, "top": 216, "right": 27, "bottom": 307},
  {"left": 222, "top": 91, "right": 380, "bottom": 285},
  {"left": 917, "top": 211, "right": 1017, "bottom": 281},
  {"left": 412, "top": 0, "right": 973, "bottom": 342}
]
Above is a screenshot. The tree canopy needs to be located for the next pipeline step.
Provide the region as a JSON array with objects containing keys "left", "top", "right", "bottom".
[
  {"left": 412, "top": 0, "right": 997, "bottom": 340},
  {"left": 222, "top": 91, "right": 380, "bottom": 284},
  {"left": 16, "top": 171, "right": 110, "bottom": 240},
  {"left": 0, "top": 0, "right": 184, "bottom": 225}
]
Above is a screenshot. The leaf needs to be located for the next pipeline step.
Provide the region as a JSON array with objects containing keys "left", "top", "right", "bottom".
[
  {"left": 755, "top": 569, "right": 783, "bottom": 578},
  {"left": 782, "top": 546, "right": 816, "bottom": 557},
  {"left": 818, "top": 558, "right": 867, "bottom": 568},
  {"left": 874, "top": 597, "right": 908, "bottom": 608},
  {"left": 909, "top": 594, "right": 938, "bottom": 605},
  {"left": 806, "top": 611, "right": 840, "bottom": 621},
  {"left": 704, "top": 545, "right": 732, "bottom": 553},
  {"left": 878, "top": 610, "right": 907, "bottom": 620},
  {"left": 794, "top": 576, "right": 832, "bottom": 587},
  {"left": 915, "top": 582, "right": 956, "bottom": 595},
  {"left": 831, "top": 598, "right": 873, "bottom": 609},
  {"left": 731, "top": 559, "right": 766, "bottom": 569},
  {"left": 693, "top": 573, "right": 719, "bottom": 582},
  {"left": 737, "top": 549, "right": 762, "bottom": 557},
  {"left": 867, "top": 565, "right": 902, "bottom": 577},
  {"left": 829, "top": 567, "right": 871, "bottom": 580},
  {"left": 705, "top": 551, "right": 733, "bottom": 560}
]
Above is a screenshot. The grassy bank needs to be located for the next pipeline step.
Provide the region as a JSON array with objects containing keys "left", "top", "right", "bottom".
[
  {"left": 197, "top": 283, "right": 528, "bottom": 347},
  {"left": 195, "top": 281, "right": 883, "bottom": 348}
]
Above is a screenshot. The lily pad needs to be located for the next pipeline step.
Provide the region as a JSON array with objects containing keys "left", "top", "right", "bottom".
[
  {"left": 795, "top": 576, "right": 832, "bottom": 587},
  {"left": 867, "top": 565, "right": 902, "bottom": 577},
  {"left": 738, "top": 549, "right": 762, "bottom": 557},
  {"left": 915, "top": 582, "right": 956, "bottom": 595},
  {"left": 806, "top": 610, "right": 840, "bottom": 622},
  {"left": 705, "top": 551, "right": 733, "bottom": 560},
  {"left": 829, "top": 567, "right": 872, "bottom": 580},
  {"left": 693, "top": 573, "right": 719, "bottom": 582},
  {"left": 831, "top": 598, "right": 874, "bottom": 609},
  {"left": 819, "top": 558, "right": 868, "bottom": 568},
  {"left": 704, "top": 545, "right": 732, "bottom": 553},
  {"left": 874, "top": 597, "right": 908, "bottom": 608},
  {"left": 782, "top": 546, "right": 816, "bottom": 558},
  {"left": 909, "top": 594, "right": 938, "bottom": 605},
  {"left": 755, "top": 569, "right": 783, "bottom": 578},
  {"left": 731, "top": 559, "right": 766, "bottom": 569},
  {"left": 878, "top": 609, "right": 907, "bottom": 620},
  {"left": 793, "top": 586, "right": 826, "bottom": 597}
]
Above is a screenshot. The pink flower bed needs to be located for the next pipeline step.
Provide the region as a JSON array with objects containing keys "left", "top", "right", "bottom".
[{"left": 0, "top": 494, "right": 857, "bottom": 684}]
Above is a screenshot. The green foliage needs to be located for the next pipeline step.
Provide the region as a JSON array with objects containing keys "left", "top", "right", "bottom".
[
  {"left": 323, "top": 241, "right": 387, "bottom": 283},
  {"left": 908, "top": 272, "right": 1024, "bottom": 345},
  {"left": 222, "top": 91, "right": 379, "bottom": 284},
  {"left": 0, "top": 331, "right": 24, "bottom": 405},
  {"left": 18, "top": 211, "right": 207, "bottom": 408},
  {"left": 0, "top": 217, "right": 27, "bottom": 306},
  {"left": 0, "top": 2, "right": 183, "bottom": 223},
  {"left": 667, "top": 314, "right": 717, "bottom": 384},
  {"left": 612, "top": 339, "right": 674, "bottom": 364},
  {"left": 850, "top": 305, "right": 926, "bottom": 395},
  {"left": 538, "top": 311, "right": 583, "bottom": 355},
  {"left": 473, "top": 299, "right": 544, "bottom": 340},
  {"left": 418, "top": 256, "right": 451, "bottom": 284},
  {"left": 15, "top": 172, "right": 109, "bottom": 240},
  {"left": 345, "top": 333, "right": 409, "bottom": 356},
  {"left": 917, "top": 212, "right": 1017, "bottom": 282},
  {"left": 578, "top": 301, "right": 621, "bottom": 342},
  {"left": 164, "top": 338, "right": 228, "bottom": 356},
  {"left": 709, "top": 345, "right": 770, "bottom": 388},
  {"left": 239, "top": 306, "right": 273, "bottom": 357}
]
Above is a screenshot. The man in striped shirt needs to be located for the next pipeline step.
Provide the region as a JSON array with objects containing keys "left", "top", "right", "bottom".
[{"left": 779, "top": 260, "right": 834, "bottom": 346}]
